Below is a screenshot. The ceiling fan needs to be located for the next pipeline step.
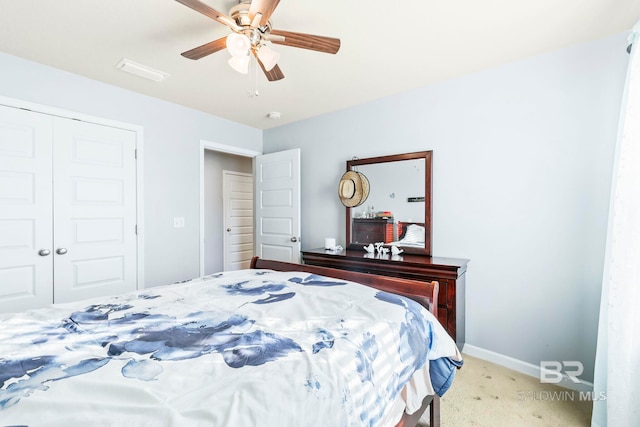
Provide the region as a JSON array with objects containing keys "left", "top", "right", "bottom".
[{"left": 175, "top": 0, "right": 341, "bottom": 81}]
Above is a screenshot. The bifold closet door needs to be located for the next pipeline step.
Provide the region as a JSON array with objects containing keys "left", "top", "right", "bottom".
[
  {"left": 0, "top": 105, "right": 54, "bottom": 313},
  {"left": 52, "top": 118, "right": 137, "bottom": 303},
  {"left": 0, "top": 105, "right": 138, "bottom": 312}
]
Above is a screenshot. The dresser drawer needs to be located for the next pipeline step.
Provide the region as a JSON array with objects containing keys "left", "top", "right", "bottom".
[{"left": 352, "top": 218, "right": 394, "bottom": 243}]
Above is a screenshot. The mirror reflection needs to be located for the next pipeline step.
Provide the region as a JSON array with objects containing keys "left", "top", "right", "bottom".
[{"left": 345, "top": 152, "right": 432, "bottom": 255}]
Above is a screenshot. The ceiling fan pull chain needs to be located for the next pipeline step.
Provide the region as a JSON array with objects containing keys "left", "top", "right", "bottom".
[
  {"left": 247, "top": 57, "right": 259, "bottom": 98},
  {"left": 254, "top": 57, "right": 260, "bottom": 97}
]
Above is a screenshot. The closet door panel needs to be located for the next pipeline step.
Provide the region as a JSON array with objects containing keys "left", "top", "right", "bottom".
[
  {"left": 52, "top": 118, "right": 137, "bottom": 303},
  {"left": 0, "top": 105, "right": 54, "bottom": 313}
]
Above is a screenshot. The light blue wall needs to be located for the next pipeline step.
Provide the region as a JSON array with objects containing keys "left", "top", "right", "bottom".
[
  {"left": 263, "top": 33, "right": 630, "bottom": 382},
  {"left": 0, "top": 52, "right": 262, "bottom": 288}
]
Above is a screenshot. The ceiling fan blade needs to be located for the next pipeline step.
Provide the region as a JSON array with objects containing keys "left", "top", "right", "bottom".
[
  {"left": 249, "top": 0, "right": 280, "bottom": 28},
  {"left": 269, "top": 30, "right": 340, "bottom": 54},
  {"left": 175, "top": 0, "right": 239, "bottom": 30},
  {"left": 181, "top": 37, "right": 227, "bottom": 60},
  {"left": 253, "top": 50, "right": 284, "bottom": 81}
]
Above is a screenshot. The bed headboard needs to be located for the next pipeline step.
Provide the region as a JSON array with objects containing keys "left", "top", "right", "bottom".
[{"left": 250, "top": 257, "right": 438, "bottom": 316}]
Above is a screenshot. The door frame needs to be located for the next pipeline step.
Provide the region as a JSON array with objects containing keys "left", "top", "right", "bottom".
[
  {"left": 199, "top": 140, "right": 261, "bottom": 276},
  {"left": 0, "top": 94, "right": 146, "bottom": 290}
]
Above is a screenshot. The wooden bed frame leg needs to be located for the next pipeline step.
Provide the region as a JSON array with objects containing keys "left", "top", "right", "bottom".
[{"left": 429, "top": 395, "right": 441, "bottom": 427}]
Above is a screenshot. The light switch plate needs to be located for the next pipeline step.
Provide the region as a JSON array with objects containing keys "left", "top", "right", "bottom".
[{"left": 174, "top": 217, "right": 185, "bottom": 228}]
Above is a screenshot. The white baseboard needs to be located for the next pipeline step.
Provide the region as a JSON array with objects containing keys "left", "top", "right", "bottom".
[{"left": 462, "top": 344, "right": 593, "bottom": 392}]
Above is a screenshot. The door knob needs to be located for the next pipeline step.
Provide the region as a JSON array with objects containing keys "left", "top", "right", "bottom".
[
  {"left": 38, "top": 249, "right": 51, "bottom": 256},
  {"left": 56, "top": 248, "right": 68, "bottom": 255},
  {"left": 290, "top": 237, "right": 299, "bottom": 243},
  {"left": 226, "top": 228, "right": 231, "bottom": 232}
]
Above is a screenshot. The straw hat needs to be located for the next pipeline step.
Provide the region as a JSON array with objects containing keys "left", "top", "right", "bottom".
[{"left": 338, "top": 170, "right": 370, "bottom": 207}]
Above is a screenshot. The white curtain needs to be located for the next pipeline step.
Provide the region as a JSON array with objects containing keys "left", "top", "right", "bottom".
[{"left": 591, "top": 22, "right": 640, "bottom": 427}]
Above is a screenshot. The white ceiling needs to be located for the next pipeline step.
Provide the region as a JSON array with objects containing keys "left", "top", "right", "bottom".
[{"left": 0, "top": 0, "right": 639, "bottom": 129}]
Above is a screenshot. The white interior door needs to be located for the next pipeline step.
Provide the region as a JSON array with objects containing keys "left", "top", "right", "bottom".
[
  {"left": 254, "top": 149, "right": 301, "bottom": 263},
  {"left": 52, "top": 118, "right": 137, "bottom": 303},
  {"left": 223, "top": 171, "right": 253, "bottom": 271},
  {"left": 0, "top": 105, "right": 54, "bottom": 312}
]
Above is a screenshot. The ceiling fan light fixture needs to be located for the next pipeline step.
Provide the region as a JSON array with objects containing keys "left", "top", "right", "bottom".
[
  {"left": 226, "top": 32, "right": 251, "bottom": 57},
  {"left": 257, "top": 44, "right": 280, "bottom": 71},
  {"left": 228, "top": 55, "right": 250, "bottom": 74},
  {"left": 176, "top": 0, "right": 341, "bottom": 82}
]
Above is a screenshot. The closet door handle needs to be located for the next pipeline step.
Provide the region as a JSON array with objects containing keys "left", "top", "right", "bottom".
[
  {"left": 56, "top": 248, "right": 68, "bottom": 255},
  {"left": 38, "top": 249, "right": 51, "bottom": 256}
]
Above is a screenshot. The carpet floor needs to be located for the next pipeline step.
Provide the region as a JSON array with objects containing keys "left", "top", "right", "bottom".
[{"left": 417, "top": 353, "right": 592, "bottom": 426}]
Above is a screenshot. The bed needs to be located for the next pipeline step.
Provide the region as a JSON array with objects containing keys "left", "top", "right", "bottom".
[
  {"left": 389, "top": 222, "right": 427, "bottom": 248},
  {"left": 0, "top": 257, "right": 462, "bottom": 427}
]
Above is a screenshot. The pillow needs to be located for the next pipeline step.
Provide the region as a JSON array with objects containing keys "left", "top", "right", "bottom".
[{"left": 402, "top": 224, "right": 425, "bottom": 244}]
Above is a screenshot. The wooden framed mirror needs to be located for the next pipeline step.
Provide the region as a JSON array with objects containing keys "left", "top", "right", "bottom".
[{"left": 345, "top": 151, "right": 432, "bottom": 255}]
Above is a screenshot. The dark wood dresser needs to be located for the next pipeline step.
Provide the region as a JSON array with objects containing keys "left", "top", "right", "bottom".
[
  {"left": 301, "top": 248, "right": 469, "bottom": 350},
  {"left": 352, "top": 218, "right": 394, "bottom": 243}
]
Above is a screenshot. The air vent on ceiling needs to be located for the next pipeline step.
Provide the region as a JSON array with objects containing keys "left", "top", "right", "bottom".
[{"left": 116, "top": 58, "right": 169, "bottom": 82}]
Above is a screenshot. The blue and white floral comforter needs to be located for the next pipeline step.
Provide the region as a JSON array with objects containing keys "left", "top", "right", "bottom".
[{"left": 0, "top": 269, "right": 461, "bottom": 427}]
